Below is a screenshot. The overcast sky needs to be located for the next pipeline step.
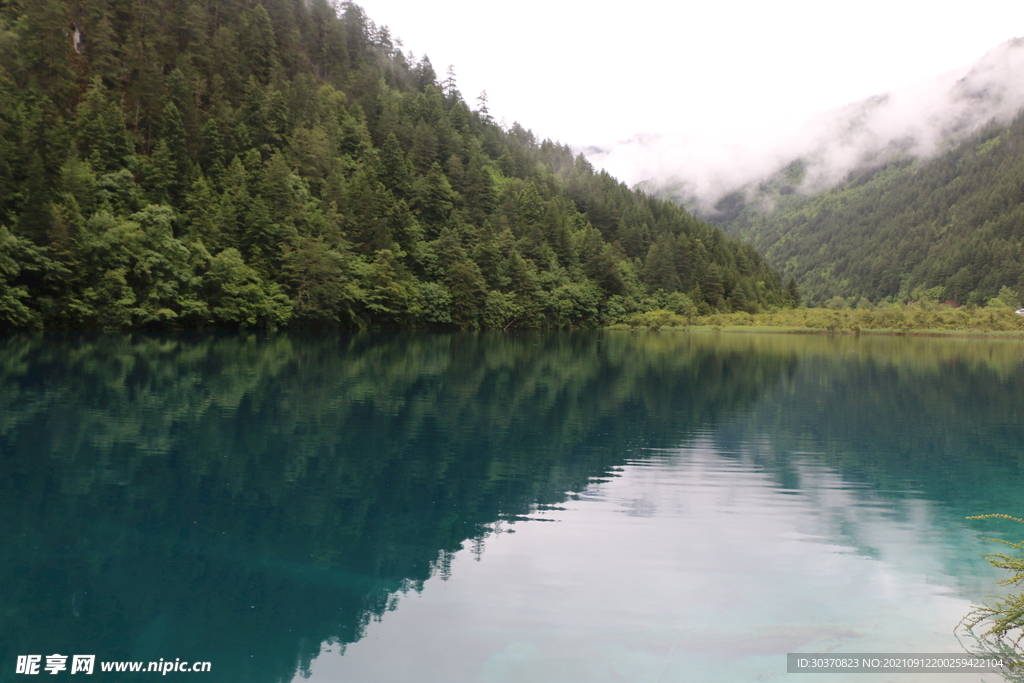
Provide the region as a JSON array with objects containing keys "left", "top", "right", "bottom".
[{"left": 354, "top": 0, "right": 1024, "bottom": 159}]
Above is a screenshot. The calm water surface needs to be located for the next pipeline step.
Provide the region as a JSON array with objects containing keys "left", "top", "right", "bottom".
[{"left": 1, "top": 332, "right": 1023, "bottom": 683}]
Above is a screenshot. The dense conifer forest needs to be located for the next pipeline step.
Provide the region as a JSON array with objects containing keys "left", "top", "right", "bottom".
[
  {"left": 711, "top": 113, "right": 1024, "bottom": 307},
  {"left": 0, "top": 0, "right": 791, "bottom": 330}
]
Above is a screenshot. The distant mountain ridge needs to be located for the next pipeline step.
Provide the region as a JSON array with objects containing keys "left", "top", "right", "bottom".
[
  {"left": 633, "top": 37, "right": 1024, "bottom": 305},
  {"left": 714, "top": 113, "right": 1024, "bottom": 305},
  {"left": 633, "top": 37, "right": 1024, "bottom": 215}
]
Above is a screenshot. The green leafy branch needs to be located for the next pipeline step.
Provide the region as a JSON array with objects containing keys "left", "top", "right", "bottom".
[{"left": 960, "top": 514, "right": 1024, "bottom": 679}]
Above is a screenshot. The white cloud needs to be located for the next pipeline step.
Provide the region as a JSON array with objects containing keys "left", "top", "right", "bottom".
[
  {"left": 353, "top": 0, "right": 1024, "bottom": 149},
  {"left": 589, "top": 38, "right": 1024, "bottom": 211}
]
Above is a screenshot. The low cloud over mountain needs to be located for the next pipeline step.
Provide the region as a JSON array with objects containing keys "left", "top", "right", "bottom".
[{"left": 584, "top": 37, "right": 1024, "bottom": 215}]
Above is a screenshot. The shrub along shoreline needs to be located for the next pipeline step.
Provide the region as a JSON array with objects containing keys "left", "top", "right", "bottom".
[{"left": 622, "top": 304, "right": 1024, "bottom": 336}]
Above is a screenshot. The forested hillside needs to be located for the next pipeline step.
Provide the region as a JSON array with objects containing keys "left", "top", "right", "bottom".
[
  {"left": 714, "top": 113, "right": 1024, "bottom": 307},
  {"left": 0, "top": 0, "right": 790, "bottom": 330}
]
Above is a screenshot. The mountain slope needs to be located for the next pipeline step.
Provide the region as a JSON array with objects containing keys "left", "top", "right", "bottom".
[
  {"left": 718, "top": 114, "right": 1024, "bottom": 305},
  {"left": 643, "top": 38, "right": 1024, "bottom": 306},
  {"left": 628, "top": 37, "right": 1024, "bottom": 218},
  {"left": 0, "top": 0, "right": 790, "bottom": 331}
]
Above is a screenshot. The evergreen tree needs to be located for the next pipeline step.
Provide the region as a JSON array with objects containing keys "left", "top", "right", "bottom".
[
  {"left": 77, "top": 79, "right": 134, "bottom": 173},
  {"left": 242, "top": 4, "right": 277, "bottom": 85},
  {"left": 414, "top": 163, "right": 455, "bottom": 237},
  {"left": 644, "top": 238, "right": 680, "bottom": 292}
]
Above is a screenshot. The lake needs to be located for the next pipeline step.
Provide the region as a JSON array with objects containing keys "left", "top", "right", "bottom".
[{"left": 1, "top": 331, "right": 1023, "bottom": 683}]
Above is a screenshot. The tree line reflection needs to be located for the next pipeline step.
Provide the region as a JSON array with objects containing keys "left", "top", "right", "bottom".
[{"left": 0, "top": 331, "right": 795, "bottom": 683}]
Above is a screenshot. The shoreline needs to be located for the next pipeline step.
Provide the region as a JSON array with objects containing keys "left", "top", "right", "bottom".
[{"left": 645, "top": 325, "right": 1024, "bottom": 339}]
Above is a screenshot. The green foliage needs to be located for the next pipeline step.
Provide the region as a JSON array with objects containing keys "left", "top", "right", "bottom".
[
  {"left": 283, "top": 235, "right": 365, "bottom": 326},
  {"left": 824, "top": 296, "right": 846, "bottom": 310},
  {"left": 961, "top": 514, "right": 1024, "bottom": 673},
  {"left": 990, "top": 286, "right": 1022, "bottom": 310},
  {"left": 0, "top": 0, "right": 788, "bottom": 330},
  {"left": 656, "top": 291, "right": 698, "bottom": 319},
  {"left": 630, "top": 309, "right": 687, "bottom": 330},
  {"left": 69, "top": 207, "right": 209, "bottom": 328},
  {"left": 0, "top": 226, "right": 52, "bottom": 330},
  {"left": 695, "top": 303, "right": 1024, "bottom": 334},
  {"left": 76, "top": 79, "right": 134, "bottom": 174},
  {"left": 206, "top": 248, "right": 291, "bottom": 328}
]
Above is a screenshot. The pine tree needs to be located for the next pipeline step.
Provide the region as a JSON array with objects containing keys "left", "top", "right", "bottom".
[
  {"left": 441, "top": 65, "right": 458, "bottom": 100},
  {"left": 21, "top": 0, "right": 76, "bottom": 104},
  {"left": 242, "top": 4, "right": 277, "bottom": 85},
  {"left": 159, "top": 101, "right": 193, "bottom": 199},
  {"left": 414, "top": 163, "right": 455, "bottom": 237},
  {"left": 410, "top": 119, "right": 439, "bottom": 173},
  {"left": 77, "top": 79, "right": 134, "bottom": 173},
  {"left": 644, "top": 238, "right": 680, "bottom": 292},
  {"left": 380, "top": 133, "right": 414, "bottom": 200},
  {"left": 83, "top": 0, "right": 121, "bottom": 83},
  {"left": 200, "top": 116, "right": 227, "bottom": 177},
  {"left": 785, "top": 277, "right": 800, "bottom": 307},
  {"left": 476, "top": 90, "right": 491, "bottom": 122},
  {"left": 185, "top": 175, "right": 221, "bottom": 249}
]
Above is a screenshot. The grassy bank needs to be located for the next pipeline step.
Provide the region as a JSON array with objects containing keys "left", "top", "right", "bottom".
[{"left": 618, "top": 304, "right": 1024, "bottom": 337}]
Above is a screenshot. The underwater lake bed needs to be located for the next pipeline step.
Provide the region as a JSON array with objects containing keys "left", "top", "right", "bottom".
[{"left": 1, "top": 332, "right": 1023, "bottom": 682}]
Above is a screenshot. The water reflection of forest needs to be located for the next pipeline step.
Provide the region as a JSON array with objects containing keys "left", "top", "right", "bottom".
[
  {"left": 722, "top": 334, "right": 1024, "bottom": 510},
  {"left": 0, "top": 332, "right": 794, "bottom": 683},
  {"left": 1, "top": 332, "right": 1022, "bottom": 683}
]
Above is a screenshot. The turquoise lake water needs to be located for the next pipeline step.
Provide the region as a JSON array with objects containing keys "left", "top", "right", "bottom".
[{"left": 1, "top": 332, "right": 1023, "bottom": 682}]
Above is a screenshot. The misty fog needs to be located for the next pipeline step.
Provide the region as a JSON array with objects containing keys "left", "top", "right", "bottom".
[{"left": 582, "top": 37, "right": 1024, "bottom": 216}]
